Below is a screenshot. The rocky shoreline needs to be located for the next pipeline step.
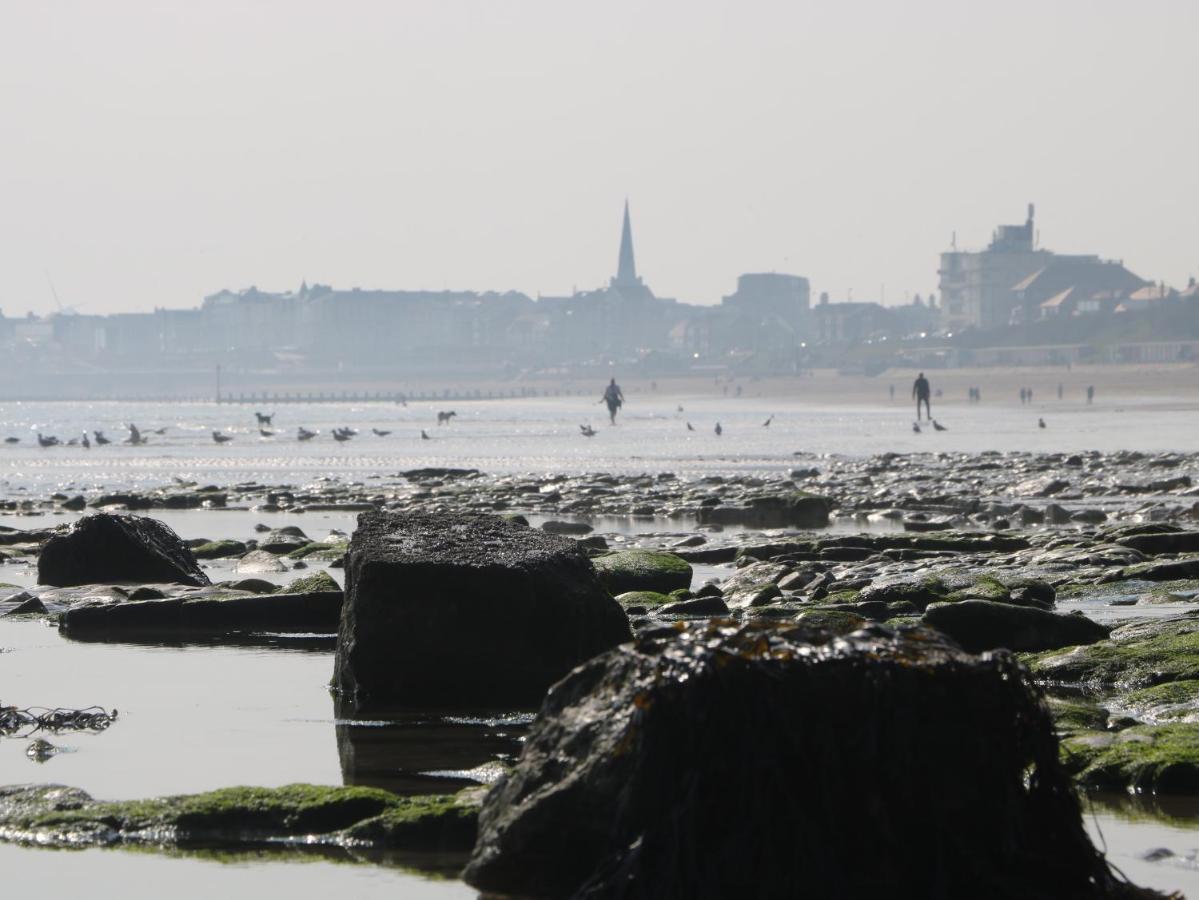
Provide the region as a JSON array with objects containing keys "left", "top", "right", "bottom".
[{"left": 0, "top": 450, "right": 1197, "bottom": 893}]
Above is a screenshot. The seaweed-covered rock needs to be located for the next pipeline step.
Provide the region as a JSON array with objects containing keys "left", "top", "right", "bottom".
[
  {"left": 37, "top": 514, "right": 209, "bottom": 588},
  {"left": 1025, "top": 613, "right": 1199, "bottom": 689},
  {"left": 335, "top": 511, "right": 632, "bottom": 707},
  {"left": 592, "top": 550, "right": 692, "bottom": 595},
  {"left": 0, "top": 783, "right": 477, "bottom": 851},
  {"left": 465, "top": 619, "right": 1153, "bottom": 899},
  {"left": 923, "top": 600, "right": 1110, "bottom": 653},
  {"left": 283, "top": 570, "right": 340, "bottom": 594},
  {"left": 1061, "top": 724, "right": 1199, "bottom": 793},
  {"left": 191, "top": 539, "right": 248, "bottom": 560}
]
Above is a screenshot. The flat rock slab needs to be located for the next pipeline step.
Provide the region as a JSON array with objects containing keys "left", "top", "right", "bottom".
[
  {"left": 61, "top": 590, "right": 343, "bottom": 637},
  {"left": 335, "top": 511, "right": 632, "bottom": 707},
  {"left": 0, "top": 783, "right": 477, "bottom": 853},
  {"left": 38, "top": 514, "right": 209, "bottom": 588}
]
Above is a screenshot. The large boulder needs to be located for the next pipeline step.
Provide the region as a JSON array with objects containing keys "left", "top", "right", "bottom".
[
  {"left": 335, "top": 511, "right": 632, "bottom": 707},
  {"left": 38, "top": 514, "right": 210, "bottom": 587},
  {"left": 465, "top": 620, "right": 1148, "bottom": 899},
  {"left": 922, "top": 600, "right": 1109, "bottom": 653}
]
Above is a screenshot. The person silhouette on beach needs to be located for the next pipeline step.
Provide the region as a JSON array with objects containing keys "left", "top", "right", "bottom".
[
  {"left": 912, "top": 372, "right": 931, "bottom": 421},
  {"left": 602, "top": 378, "right": 624, "bottom": 425}
]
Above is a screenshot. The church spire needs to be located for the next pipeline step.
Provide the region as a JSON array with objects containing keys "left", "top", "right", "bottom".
[{"left": 614, "top": 200, "right": 639, "bottom": 287}]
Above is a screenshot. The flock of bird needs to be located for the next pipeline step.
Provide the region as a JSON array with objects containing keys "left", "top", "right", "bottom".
[
  {"left": 12, "top": 411, "right": 460, "bottom": 448},
  {"left": 8, "top": 406, "right": 1053, "bottom": 447}
]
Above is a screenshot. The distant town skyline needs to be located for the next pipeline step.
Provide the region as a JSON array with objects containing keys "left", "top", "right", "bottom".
[{"left": 2, "top": 0, "right": 1196, "bottom": 316}]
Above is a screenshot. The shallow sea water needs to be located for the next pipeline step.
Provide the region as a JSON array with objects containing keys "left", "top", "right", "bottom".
[{"left": 2, "top": 395, "right": 1198, "bottom": 896}]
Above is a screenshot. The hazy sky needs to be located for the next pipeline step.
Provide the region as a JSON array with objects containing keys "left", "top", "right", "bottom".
[{"left": 2, "top": 1, "right": 1196, "bottom": 315}]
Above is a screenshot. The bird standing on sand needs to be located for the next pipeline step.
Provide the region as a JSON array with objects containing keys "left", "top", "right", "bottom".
[
  {"left": 1038, "top": 418, "right": 1046, "bottom": 429},
  {"left": 4, "top": 437, "right": 18, "bottom": 444},
  {"left": 82, "top": 432, "right": 91, "bottom": 448},
  {"left": 686, "top": 422, "right": 695, "bottom": 431},
  {"left": 421, "top": 429, "right": 431, "bottom": 440},
  {"left": 212, "top": 431, "right": 232, "bottom": 444},
  {"left": 579, "top": 424, "right": 596, "bottom": 437},
  {"left": 714, "top": 422, "right": 722, "bottom": 436},
  {"left": 372, "top": 428, "right": 391, "bottom": 437},
  {"left": 932, "top": 420, "right": 947, "bottom": 432},
  {"left": 297, "top": 427, "right": 316, "bottom": 441},
  {"left": 913, "top": 422, "right": 922, "bottom": 434},
  {"left": 125, "top": 424, "right": 147, "bottom": 445},
  {"left": 259, "top": 428, "right": 274, "bottom": 437},
  {"left": 94, "top": 431, "right": 110, "bottom": 445},
  {"left": 762, "top": 415, "right": 773, "bottom": 427}
]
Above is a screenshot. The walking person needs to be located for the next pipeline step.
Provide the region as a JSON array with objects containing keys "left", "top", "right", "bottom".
[
  {"left": 602, "top": 378, "right": 624, "bottom": 425},
  {"left": 912, "top": 372, "right": 932, "bottom": 422}
]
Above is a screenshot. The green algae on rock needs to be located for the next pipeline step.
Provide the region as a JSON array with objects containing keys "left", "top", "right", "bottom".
[
  {"left": 1024, "top": 613, "right": 1199, "bottom": 689},
  {"left": 591, "top": 549, "right": 693, "bottom": 595},
  {"left": 1061, "top": 724, "right": 1199, "bottom": 794},
  {"left": 793, "top": 608, "right": 868, "bottom": 635},
  {"left": 191, "top": 540, "right": 248, "bottom": 560},
  {"left": 0, "top": 783, "right": 478, "bottom": 852},
  {"left": 282, "top": 570, "right": 341, "bottom": 595},
  {"left": 614, "top": 591, "right": 675, "bottom": 608}
]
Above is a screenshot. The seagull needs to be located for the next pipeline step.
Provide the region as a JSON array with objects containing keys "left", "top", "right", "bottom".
[
  {"left": 913, "top": 422, "right": 922, "bottom": 433},
  {"left": 212, "top": 431, "right": 233, "bottom": 444},
  {"left": 81, "top": 432, "right": 91, "bottom": 449},
  {"left": 37, "top": 433, "right": 59, "bottom": 448},
  {"left": 125, "top": 424, "right": 147, "bottom": 445},
  {"left": 372, "top": 428, "right": 392, "bottom": 437},
  {"left": 579, "top": 424, "right": 596, "bottom": 437},
  {"left": 4, "top": 437, "right": 19, "bottom": 444},
  {"left": 714, "top": 422, "right": 722, "bottom": 436},
  {"left": 762, "top": 415, "right": 773, "bottom": 427},
  {"left": 932, "top": 420, "right": 947, "bottom": 431},
  {"left": 686, "top": 422, "right": 695, "bottom": 431},
  {"left": 297, "top": 427, "right": 317, "bottom": 441},
  {"left": 332, "top": 429, "right": 352, "bottom": 442},
  {"left": 259, "top": 428, "right": 275, "bottom": 437},
  {"left": 152, "top": 427, "right": 168, "bottom": 435},
  {"left": 420, "top": 429, "right": 431, "bottom": 440},
  {"left": 1038, "top": 418, "right": 1046, "bottom": 429},
  {"left": 94, "top": 431, "right": 111, "bottom": 445}
]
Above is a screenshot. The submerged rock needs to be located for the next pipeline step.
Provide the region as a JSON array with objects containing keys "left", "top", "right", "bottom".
[
  {"left": 465, "top": 619, "right": 1150, "bottom": 899},
  {"left": 38, "top": 514, "right": 209, "bottom": 588},
  {"left": 335, "top": 511, "right": 632, "bottom": 707},
  {"left": 0, "top": 783, "right": 477, "bottom": 852}
]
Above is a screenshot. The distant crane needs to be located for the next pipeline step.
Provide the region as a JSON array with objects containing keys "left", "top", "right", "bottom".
[{"left": 45, "top": 271, "right": 83, "bottom": 316}]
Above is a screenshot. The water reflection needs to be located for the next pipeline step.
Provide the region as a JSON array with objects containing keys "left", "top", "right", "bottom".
[{"left": 334, "top": 695, "right": 530, "bottom": 795}]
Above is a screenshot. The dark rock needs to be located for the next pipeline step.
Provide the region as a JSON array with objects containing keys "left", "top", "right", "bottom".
[
  {"left": 696, "top": 492, "right": 831, "bottom": 528},
  {"left": 3, "top": 594, "right": 46, "bottom": 616},
  {"left": 37, "top": 514, "right": 210, "bottom": 588},
  {"left": 258, "top": 527, "right": 310, "bottom": 553},
  {"left": 541, "top": 521, "right": 593, "bottom": 535},
  {"left": 335, "top": 511, "right": 632, "bottom": 707},
  {"left": 465, "top": 619, "right": 1139, "bottom": 899},
  {"left": 61, "top": 496, "right": 86, "bottom": 512},
  {"left": 61, "top": 590, "right": 343, "bottom": 637},
  {"left": 1116, "top": 531, "right": 1199, "bottom": 555},
  {"left": 656, "top": 595, "right": 730, "bottom": 616},
  {"left": 923, "top": 600, "right": 1110, "bottom": 653},
  {"left": 191, "top": 539, "right": 248, "bottom": 560}
]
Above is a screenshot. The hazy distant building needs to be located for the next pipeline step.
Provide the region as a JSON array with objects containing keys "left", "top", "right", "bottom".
[
  {"left": 538, "top": 201, "right": 684, "bottom": 359},
  {"left": 939, "top": 204, "right": 1049, "bottom": 332},
  {"left": 1014, "top": 256, "right": 1147, "bottom": 323},
  {"left": 720, "top": 273, "right": 810, "bottom": 337}
]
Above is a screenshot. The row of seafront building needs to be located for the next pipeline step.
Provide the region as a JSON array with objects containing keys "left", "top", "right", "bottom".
[{"left": 0, "top": 203, "right": 1193, "bottom": 393}]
